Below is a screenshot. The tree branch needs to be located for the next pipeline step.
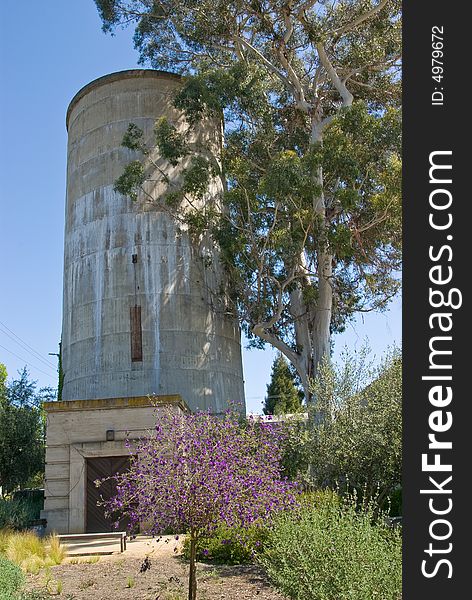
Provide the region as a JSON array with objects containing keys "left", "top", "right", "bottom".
[
  {"left": 316, "top": 43, "right": 354, "bottom": 107},
  {"left": 251, "top": 324, "right": 302, "bottom": 377},
  {"left": 332, "top": 0, "right": 390, "bottom": 40},
  {"left": 235, "top": 36, "right": 296, "bottom": 95}
]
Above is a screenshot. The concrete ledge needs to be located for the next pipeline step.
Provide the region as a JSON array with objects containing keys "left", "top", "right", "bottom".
[
  {"left": 58, "top": 532, "right": 127, "bottom": 553},
  {"left": 43, "top": 394, "right": 189, "bottom": 413}
]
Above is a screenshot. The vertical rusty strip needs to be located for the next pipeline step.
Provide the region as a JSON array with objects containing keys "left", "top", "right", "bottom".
[{"left": 130, "top": 305, "right": 143, "bottom": 362}]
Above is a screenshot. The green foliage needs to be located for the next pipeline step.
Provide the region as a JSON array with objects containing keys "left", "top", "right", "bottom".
[
  {"left": 154, "top": 117, "right": 189, "bottom": 166},
  {"left": 112, "top": 120, "right": 218, "bottom": 235},
  {"left": 259, "top": 494, "right": 402, "bottom": 600},
  {"left": 299, "top": 489, "right": 341, "bottom": 509},
  {"left": 174, "top": 62, "right": 271, "bottom": 124},
  {"left": 182, "top": 523, "right": 267, "bottom": 565},
  {"left": 0, "top": 496, "right": 42, "bottom": 531},
  {"left": 113, "top": 160, "right": 146, "bottom": 201},
  {"left": 0, "top": 365, "right": 6, "bottom": 390},
  {"left": 389, "top": 487, "right": 402, "bottom": 517},
  {"left": 0, "top": 555, "right": 25, "bottom": 600},
  {"left": 264, "top": 354, "right": 303, "bottom": 415},
  {"left": 310, "top": 348, "right": 402, "bottom": 504},
  {"left": 278, "top": 347, "right": 402, "bottom": 508},
  {"left": 0, "top": 499, "right": 28, "bottom": 531},
  {"left": 180, "top": 156, "right": 214, "bottom": 200},
  {"left": 0, "top": 370, "right": 51, "bottom": 497},
  {"left": 181, "top": 494, "right": 343, "bottom": 567},
  {"left": 279, "top": 418, "right": 312, "bottom": 485},
  {"left": 121, "top": 122, "right": 147, "bottom": 152}
]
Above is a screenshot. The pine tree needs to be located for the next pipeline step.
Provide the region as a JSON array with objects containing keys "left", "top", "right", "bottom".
[{"left": 264, "top": 354, "right": 303, "bottom": 416}]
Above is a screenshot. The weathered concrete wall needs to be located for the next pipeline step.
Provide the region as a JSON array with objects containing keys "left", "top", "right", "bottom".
[
  {"left": 41, "top": 396, "right": 186, "bottom": 533},
  {"left": 62, "top": 70, "right": 245, "bottom": 412}
]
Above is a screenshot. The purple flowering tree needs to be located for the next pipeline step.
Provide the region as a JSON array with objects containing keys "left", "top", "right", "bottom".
[{"left": 102, "top": 408, "right": 297, "bottom": 600}]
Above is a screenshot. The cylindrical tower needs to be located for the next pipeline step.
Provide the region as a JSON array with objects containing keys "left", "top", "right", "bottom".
[{"left": 62, "top": 69, "right": 245, "bottom": 413}]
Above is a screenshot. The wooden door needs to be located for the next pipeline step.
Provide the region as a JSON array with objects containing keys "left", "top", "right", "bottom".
[{"left": 86, "top": 456, "right": 130, "bottom": 533}]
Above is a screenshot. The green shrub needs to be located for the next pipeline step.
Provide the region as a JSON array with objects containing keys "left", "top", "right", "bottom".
[
  {"left": 0, "top": 497, "right": 42, "bottom": 531},
  {"left": 282, "top": 349, "right": 402, "bottom": 508},
  {"left": 182, "top": 523, "right": 268, "bottom": 564},
  {"left": 299, "top": 489, "right": 340, "bottom": 509},
  {"left": 0, "top": 499, "right": 30, "bottom": 531},
  {"left": 0, "top": 555, "right": 25, "bottom": 599},
  {"left": 259, "top": 496, "right": 402, "bottom": 600}
]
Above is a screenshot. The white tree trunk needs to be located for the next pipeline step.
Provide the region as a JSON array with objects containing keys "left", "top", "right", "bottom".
[
  {"left": 311, "top": 251, "right": 333, "bottom": 378},
  {"left": 289, "top": 286, "right": 314, "bottom": 401}
]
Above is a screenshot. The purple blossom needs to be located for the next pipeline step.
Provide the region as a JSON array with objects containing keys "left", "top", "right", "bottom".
[{"left": 99, "top": 407, "right": 298, "bottom": 599}]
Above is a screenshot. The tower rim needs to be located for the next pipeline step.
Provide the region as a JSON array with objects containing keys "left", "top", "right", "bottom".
[{"left": 66, "top": 69, "right": 182, "bottom": 131}]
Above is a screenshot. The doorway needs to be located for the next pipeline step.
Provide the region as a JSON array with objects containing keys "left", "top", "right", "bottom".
[{"left": 85, "top": 456, "right": 130, "bottom": 533}]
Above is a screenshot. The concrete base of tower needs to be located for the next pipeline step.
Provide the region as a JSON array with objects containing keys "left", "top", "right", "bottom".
[{"left": 41, "top": 395, "right": 188, "bottom": 534}]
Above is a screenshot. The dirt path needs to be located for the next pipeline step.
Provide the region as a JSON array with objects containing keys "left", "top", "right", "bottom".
[{"left": 25, "top": 536, "right": 285, "bottom": 600}]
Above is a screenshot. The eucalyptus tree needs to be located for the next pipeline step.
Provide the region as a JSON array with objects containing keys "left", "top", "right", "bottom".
[{"left": 95, "top": 0, "right": 402, "bottom": 401}]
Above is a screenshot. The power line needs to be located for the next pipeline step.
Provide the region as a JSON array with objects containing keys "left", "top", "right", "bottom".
[
  {"left": 0, "top": 342, "right": 57, "bottom": 380},
  {"left": 0, "top": 321, "right": 57, "bottom": 369},
  {"left": 0, "top": 320, "right": 56, "bottom": 370}
]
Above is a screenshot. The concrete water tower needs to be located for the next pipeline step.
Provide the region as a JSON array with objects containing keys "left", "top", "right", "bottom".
[
  {"left": 41, "top": 70, "right": 245, "bottom": 534},
  {"left": 61, "top": 69, "right": 245, "bottom": 413}
]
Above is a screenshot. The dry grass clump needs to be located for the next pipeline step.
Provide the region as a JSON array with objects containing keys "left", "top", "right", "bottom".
[
  {"left": 68, "top": 554, "right": 100, "bottom": 565},
  {"left": 0, "top": 529, "right": 65, "bottom": 573},
  {"left": 0, "top": 527, "right": 13, "bottom": 554},
  {"left": 47, "top": 534, "right": 65, "bottom": 565}
]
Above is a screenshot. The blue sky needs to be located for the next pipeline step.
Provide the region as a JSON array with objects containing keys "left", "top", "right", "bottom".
[{"left": 0, "top": 1, "right": 401, "bottom": 414}]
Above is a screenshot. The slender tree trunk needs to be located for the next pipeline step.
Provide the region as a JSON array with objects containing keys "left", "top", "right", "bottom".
[
  {"left": 290, "top": 253, "right": 332, "bottom": 404},
  {"left": 299, "top": 363, "right": 312, "bottom": 405},
  {"left": 289, "top": 286, "right": 314, "bottom": 402},
  {"left": 307, "top": 123, "right": 333, "bottom": 397},
  {"left": 311, "top": 251, "right": 333, "bottom": 377},
  {"left": 188, "top": 532, "right": 197, "bottom": 600}
]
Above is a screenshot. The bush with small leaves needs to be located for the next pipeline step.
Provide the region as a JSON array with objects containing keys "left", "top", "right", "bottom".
[
  {"left": 182, "top": 522, "right": 268, "bottom": 565},
  {"left": 259, "top": 493, "right": 402, "bottom": 600},
  {"left": 0, "top": 555, "right": 25, "bottom": 599}
]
